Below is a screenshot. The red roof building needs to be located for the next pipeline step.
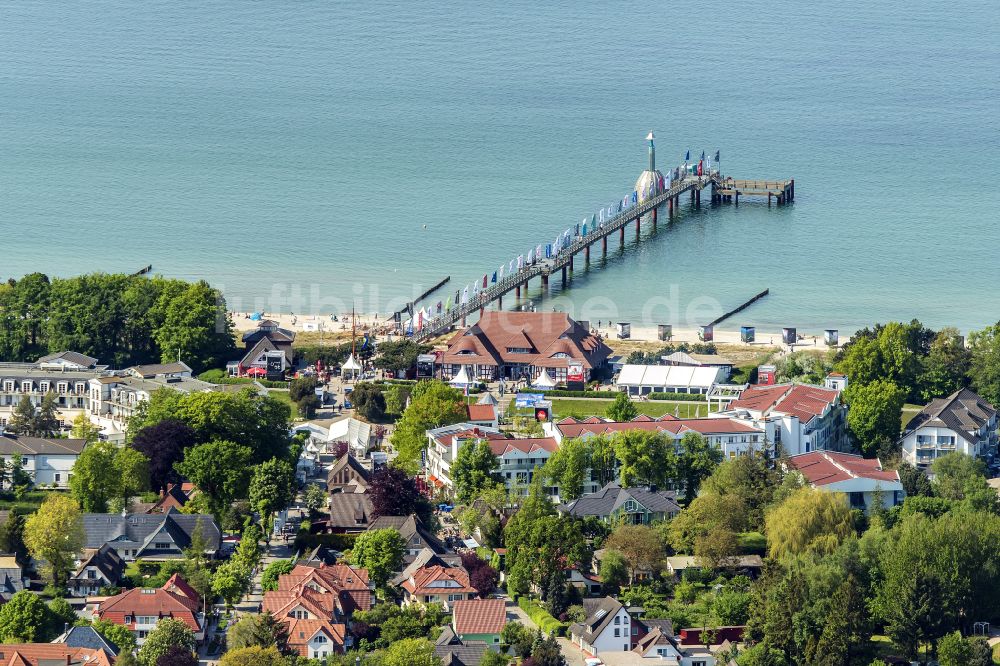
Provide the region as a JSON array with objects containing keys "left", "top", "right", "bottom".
[
  {"left": 97, "top": 574, "right": 203, "bottom": 645},
  {"left": 441, "top": 312, "right": 611, "bottom": 383},
  {"left": 0, "top": 645, "right": 114, "bottom": 666},
  {"left": 400, "top": 564, "right": 476, "bottom": 609},
  {"left": 724, "top": 383, "right": 848, "bottom": 455},
  {"left": 452, "top": 599, "right": 507, "bottom": 643},
  {"left": 785, "top": 451, "right": 905, "bottom": 513}
]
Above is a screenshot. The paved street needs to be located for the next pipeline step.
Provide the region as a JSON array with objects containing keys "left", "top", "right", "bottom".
[{"left": 504, "top": 597, "right": 588, "bottom": 666}]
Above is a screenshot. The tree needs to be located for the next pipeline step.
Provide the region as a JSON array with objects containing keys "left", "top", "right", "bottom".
[
  {"left": 249, "top": 458, "right": 296, "bottom": 539},
  {"left": 174, "top": 440, "right": 253, "bottom": 523},
  {"left": 218, "top": 646, "right": 286, "bottom": 666},
  {"left": 115, "top": 446, "right": 150, "bottom": 509},
  {"left": 379, "top": 638, "right": 441, "bottom": 666},
  {"left": 70, "top": 412, "right": 101, "bottom": 444},
  {"left": 227, "top": 612, "right": 289, "bottom": 652},
  {"left": 452, "top": 439, "right": 502, "bottom": 503},
  {"left": 938, "top": 631, "right": 971, "bottom": 666},
  {"left": 34, "top": 391, "right": 60, "bottom": 437},
  {"left": 502, "top": 621, "right": 535, "bottom": 659},
  {"left": 896, "top": 461, "right": 932, "bottom": 497},
  {"left": 0, "top": 513, "right": 26, "bottom": 560},
  {"left": 153, "top": 280, "right": 234, "bottom": 373},
  {"left": 303, "top": 483, "right": 327, "bottom": 515},
  {"left": 6, "top": 396, "right": 36, "bottom": 436},
  {"left": 94, "top": 618, "right": 137, "bottom": 654},
  {"left": 694, "top": 525, "right": 741, "bottom": 569},
  {"left": 389, "top": 380, "right": 467, "bottom": 474},
  {"left": 351, "top": 528, "right": 405, "bottom": 590},
  {"left": 969, "top": 322, "right": 1000, "bottom": 406},
  {"left": 613, "top": 430, "right": 672, "bottom": 488},
  {"left": 46, "top": 596, "right": 77, "bottom": 637},
  {"left": 606, "top": 392, "right": 638, "bottom": 422},
  {"left": 530, "top": 634, "right": 566, "bottom": 666},
  {"left": 480, "top": 651, "right": 510, "bottom": 666},
  {"left": 289, "top": 376, "right": 320, "bottom": 403},
  {"left": 764, "top": 487, "right": 852, "bottom": 560},
  {"left": 918, "top": 328, "right": 971, "bottom": 401},
  {"left": 598, "top": 549, "right": 629, "bottom": 594},
  {"left": 261, "top": 559, "right": 295, "bottom": 592},
  {"left": 460, "top": 551, "right": 499, "bottom": 598},
  {"left": 373, "top": 339, "right": 431, "bottom": 374},
  {"left": 735, "top": 643, "right": 788, "bottom": 666},
  {"left": 352, "top": 383, "right": 387, "bottom": 421},
  {"left": 24, "top": 494, "right": 85, "bottom": 586},
  {"left": 675, "top": 431, "right": 723, "bottom": 504},
  {"left": 930, "top": 451, "right": 986, "bottom": 500},
  {"left": 130, "top": 419, "right": 197, "bottom": 491},
  {"left": 0, "top": 590, "right": 52, "bottom": 642},
  {"left": 605, "top": 524, "right": 664, "bottom": 583},
  {"left": 212, "top": 560, "right": 251, "bottom": 609},
  {"left": 297, "top": 393, "right": 320, "bottom": 419},
  {"left": 138, "top": 618, "right": 196, "bottom": 666},
  {"left": 368, "top": 465, "right": 434, "bottom": 525},
  {"left": 155, "top": 645, "right": 198, "bottom": 666},
  {"left": 541, "top": 437, "right": 590, "bottom": 501},
  {"left": 844, "top": 379, "right": 905, "bottom": 456},
  {"left": 70, "top": 441, "right": 120, "bottom": 511}
]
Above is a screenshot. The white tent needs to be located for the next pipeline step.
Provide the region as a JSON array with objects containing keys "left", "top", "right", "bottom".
[
  {"left": 449, "top": 366, "right": 474, "bottom": 387},
  {"left": 477, "top": 392, "right": 499, "bottom": 406},
  {"left": 532, "top": 369, "right": 557, "bottom": 389},
  {"left": 341, "top": 354, "right": 362, "bottom": 379}
]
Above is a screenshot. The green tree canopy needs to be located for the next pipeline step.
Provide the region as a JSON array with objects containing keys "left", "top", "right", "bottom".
[
  {"left": 174, "top": 440, "right": 253, "bottom": 523},
  {"left": 844, "top": 379, "right": 905, "bottom": 456},
  {"left": 451, "top": 439, "right": 502, "bottom": 504},
  {"left": 613, "top": 430, "right": 673, "bottom": 489},
  {"left": 389, "top": 380, "right": 467, "bottom": 473},
  {"left": 24, "top": 494, "right": 85, "bottom": 586},
  {"left": 606, "top": 392, "right": 638, "bottom": 421},
  {"left": 138, "top": 618, "right": 196, "bottom": 666},
  {"left": 0, "top": 591, "right": 53, "bottom": 642},
  {"left": 540, "top": 437, "right": 590, "bottom": 501},
  {"left": 765, "top": 487, "right": 853, "bottom": 560},
  {"left": 969, "top": 322, "right": 1000, "bottom": 406},
  {"left": 248, "top": 457, "right": 296, "bottom": 539},
  {"left": 350, "top": 528, "right": 405, "bottom": 590}
]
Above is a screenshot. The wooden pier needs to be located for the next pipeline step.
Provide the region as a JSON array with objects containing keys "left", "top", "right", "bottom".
[{"left": 412, "top": 170, "right": 793, "bottom": 342}]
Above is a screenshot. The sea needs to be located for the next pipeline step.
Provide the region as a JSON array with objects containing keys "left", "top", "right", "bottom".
[{"left": 2, "top": 0, "right": 998, "bottom": 335}]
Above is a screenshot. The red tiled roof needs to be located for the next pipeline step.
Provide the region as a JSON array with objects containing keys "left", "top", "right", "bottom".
[
  {"left": 556, "top": 416, "right": 760, "bottom": 440},
  {"left": 97, "top": 576, "right": 201, "bottom": 632},
  {"left": 401, "top": 565, "right": 474, "bottom": 596},
  {"left": 466, "top": 404, "right": 497, "bottom": 422},
  {"left": 729, "top": 384, "right": 839, "bottom": 422},
  {"left": 285, "top": 618, "right": 346, "bottom": 657},
  {"left": 0, "top": 645, "right": 113, "bottom": 666},
  {"left": 453, "top": 599, "right": 507, "bottom": 635},
  {"left": 489, "top": 437, "right": 559, "bottom": 456},
  {"left": 787, "top": 451, "right": 900, "bottom": 486}
]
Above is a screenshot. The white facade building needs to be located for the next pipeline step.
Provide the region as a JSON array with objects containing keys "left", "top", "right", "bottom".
[
  {"left": 0, "top": 435, "right": 87, "bottom": 487},
  {"left": 785, "top": 451, "right": 905, "bottom": 513},
  {"left": 899, "top": 387, "right": 997, "bottom": 468}
]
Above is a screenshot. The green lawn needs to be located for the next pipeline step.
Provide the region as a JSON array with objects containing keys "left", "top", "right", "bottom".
[
  {"left": 901, "top": 403, "right": 924, "bottom": 428},
  {"left": 508, "top": 397, "right": 715, "bottom": 420},
  {"left": 267, "top": 388, "right": 296, "bottom": 412}
]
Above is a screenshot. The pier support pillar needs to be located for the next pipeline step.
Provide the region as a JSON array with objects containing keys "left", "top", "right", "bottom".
[
  {"left": 768, "top": 193, "right": 772, "bottom": 207},
  {"left": 711, "top": 183, "right": 718, "bottom": 204},
  {"left": 790, "top": 179, "right": 795, "bottom": 201},
  {"left": 498, "top": 296, "right": 502, "bottom": 310},
  {"left": 635, "top": 217, "right": 640, "bottom": 240},
  {"left": 585, "top": 245, "right": 590, "bottom": 263},
  {"left": 561, "top": 266, "right": 567, "bottom": 287},
  {"left": 619, "top": 226, "right": 625, "bottom": 246},
  {"left": 668, "top": 196, "right": 673, "bottom": 218},
  {"left": 479, "top": 307, "right": 484, "bottom": 317},
  {"left": 696, "top": 189, "right": 701, "bottom": 208},
  {"left": 602, "top": 236, "right": 608, "bottom": 257},
  {"left": 516, "top": 285, "right": 521, "bottom": 299},
  {"left": 734, "top": 191, "right": 739, "bottom": 206},
  {"left": 690, "top": 189, "right": 695, "bottom": 204},
  {"left": 652, "top": 206, "right": 657, "bottom": 229},
  {"left": 569, "top": 254, "right": 574, "bottom": 271},
  {"left": 541, "top": 274, "right": 549, "bottom": 289},
  {"left": 461, "top": 316, "right": 466, "bottom": 327}
]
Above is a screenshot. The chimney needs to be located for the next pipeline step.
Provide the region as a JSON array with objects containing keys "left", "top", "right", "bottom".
[{"left": 473, "top": 427, "right": 481, "bottom": 437}]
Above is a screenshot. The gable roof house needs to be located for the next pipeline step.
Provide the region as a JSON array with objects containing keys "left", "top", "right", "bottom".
[
  {"left": 568, "top": 597, "right": 641, "bottom": 656},
  {"left": 97, "top": 574, "right": 203, "bottom": 646},
  {"left": 560, "top": 482, "right": 681, "bottom": 525},
  {"left": 326, "top": 455, "right": 371, "bottom": 494},
  {"left": 366, "top": 515, "right": 449, "bottom": 562},
  {"left": 899, "top": 387, "right": 998, "bottom": 468},
  {"left": 263, "top": 563, "right": 371, "bottom": 659},
  {"left": 0, "top": 555, "right": 26, "bottom": 603},
  {"left": 0, "top": 436, "right": 88, "bottom": 488},
  {"left": 722, "top": 383, "right": 848, "bottom": 456},
  {"left": 786, "top": 451, "right": 906, "bottom": 513},
  {"left": 68, "top": 543, "right": 126, "bottom": 597},
  {"left": 54, "top": 624, "right": 120, "bottom": 657},
  {"left": 0, "top": 644, "right": 114, "bottom": 666},
  {"left": 441, "top": 312, "right": 611, "bottom": 383},
  {"left": 326, "top": 491, "right": 374, "bottom": 533},
  {"left": 83, "top": 509, "right": 221, "bottom": 561},
  {"left": 229, "top": 319, "right": 296, "bottom": 377},
  {"left": 400, "top": 563, "right": 476, "bottom": 609},
  {"left": 435, "top": 626, "right": 489, "bottom": 666},
  {"left": 451, "top": 599, "right": 506, "bottom": 646}
]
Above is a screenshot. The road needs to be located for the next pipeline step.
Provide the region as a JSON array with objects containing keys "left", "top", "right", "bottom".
[{"left": 504, "top": 597, "right": 588, "bottom": 666}]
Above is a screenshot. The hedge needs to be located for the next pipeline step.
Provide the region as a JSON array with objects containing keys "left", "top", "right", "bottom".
[
  {"left": 292, "top": 532, "right": 358, "bottom": 553},
  {"left": 517, "top": 597, "right": 568, "bottom": 637},
  {"left": 646, "top": 392, "right": 705, "bottom": 402},
  {"left": 259, "top": 379, "right": 290, "bottom": 389}
]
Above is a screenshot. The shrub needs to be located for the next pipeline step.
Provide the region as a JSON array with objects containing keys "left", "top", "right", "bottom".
[
  {"left": 646, "top": 392, "right": 706, "bottom": 402},
  {"left": 517, "top": 597, "right": 568, "bottom": 636},
  {"left": 292, "top": 532, "right": 358, "bottom": 553}
]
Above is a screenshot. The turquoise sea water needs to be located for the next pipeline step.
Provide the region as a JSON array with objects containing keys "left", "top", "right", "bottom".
[{"left": 2, "top": 0, "right": 998, "bottom": 334}]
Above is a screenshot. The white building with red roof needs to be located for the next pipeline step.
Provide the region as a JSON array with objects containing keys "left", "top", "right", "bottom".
[
  {"left": 425, "top": 423, "right": 559, "bottom": 495},
  {"left": 548, "top": 415, "right": 767, "bottom": 461},
  {"left": 400, "top": 563, "right": 476, "bottom": 609},
  {"left": 721, "top": 382, "right": 848, "bottom": 456},
  {"left": 452, "top": 598, "right": 507, "bottom": 646},
  {"left": 96, "top": 573, "right": 203, "bottom": 646},
  {"left": 785, "top": 451, "right": 905, "bottom": 513}
]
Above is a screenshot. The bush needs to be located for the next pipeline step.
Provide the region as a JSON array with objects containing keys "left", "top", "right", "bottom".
[
  {"left": 292, "top": 531, "right": 358, "bottom": 553},
  {"left": 646, "top": 392, "right": 706, "bottom": 402},
  {"left": 517, "top": 597, "right": 568, "bottom": 637},
  {"left": 738, "top": 531, "right": 767, "bottom": 555}
]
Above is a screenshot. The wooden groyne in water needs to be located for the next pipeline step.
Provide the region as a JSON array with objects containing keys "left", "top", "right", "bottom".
[
  {"left": 707, "top": 289, "right": 770, "bottom": 328},
  {"left": 397, "top": 275, "right": 451, "bottom": 316}
]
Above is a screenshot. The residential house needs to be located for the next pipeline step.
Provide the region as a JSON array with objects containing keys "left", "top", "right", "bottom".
[
  {"left": 440, "top": 312, "right": 611, "bottom": 383},
  {"left": 82, "top": 509, "right": 221, "bottom": 561},
  {"left": 616, "top": 364, "right": 726, "bottom": 397},
  {"left": 54, "top": 625, "right": 121, "bottom": 658},
  {"left": 560, "top": 482, "right": 681, "bottom": 525},
  {"left": 632, "top": 618, "right": 683, "bottom": 662},
  {"left": 145, "top": 482, "right": 197, "bottom": 514},
  {"left": 452, "top": 599, "right": 506, "bottom": 646},
  {"left": 434, "top": 626, "right": 488, "bottom": 666},
  {"left": 326, "top": 492, "right": 374, "bottom": 533},
  {"left": 548, "top": 416, "right": 767, "bottom": 462},
  {"left": 366, "top": 515, "right": 449, "bottom": 562},
  {"left": 68, "top": 544, "right": 126, "bottom": 597},
  {"left": 400, "top": 563, "right": 476, "bottom": 609},
  {"left": 569, "top": 597, "right": 640, "bottom": 655},
  {"left": 665, "top": 555, "right": 763, "bottom": 579},
  {"left": 97, "top": 574, "right": 204, "bottom": 646},
  {"left": 228, "top": 319, "right": 296, "bottom": 377},
  {"left": 263, "top": 563, "right": 372, "bottom": 659},
  {"left": 425, "top": 423, "right": 559, "bottom": 496},
  {"left": 0, "top": 644, "right": 114, "bottom": 665},
  {"left": 0, "top": 435, "right": 87, "bottom": 488},
  {"left": 326, "top": 455, "right": 370, "bottom": 494},
  {"left": 465, "top": 402, "right": 498, "bottom": 429},
  {"left": 786, "top": 451, "right": 905, "bottom": 513},
  {"left": 721, "top": 383, "right": 848, "bottom": 455},
  {"left": 0, "top": 555, "right": 26, "bottom": 603},
  {"left": 899, "top": 387, "right": 998, "bottom": 468},
  {"left": 88, "top": 371, "right": 217, "bottom": 439}
]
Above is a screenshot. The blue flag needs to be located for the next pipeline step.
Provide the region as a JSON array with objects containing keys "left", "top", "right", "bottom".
[
  {"left": 491, "top": 271, "right": 497, "bottom": 283},
  {"left": 715, "top": 150, "right": 720, "bottom": 162},
  {"left": 700, "top": 150, "right": 705, "bottom": 161},
  {"left": 685, "top": 150, "right": 690, "bottom": 161}
]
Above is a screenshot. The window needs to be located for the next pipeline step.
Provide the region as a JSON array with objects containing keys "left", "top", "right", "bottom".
[
  {"left": 54, "top": 474, "right": 61, "bottom": 483},
  {"left": 87, "top": 569, "right": 97, "bottom": 579},
  {"left": 313, "top": 635, "right": 327, "bottom": 644},
  {"left": 154, "top": 542, "right": 171, "bottom": 550},
  {"left": 613, "top": 628, "right": 620, "bottom": 637},
  {"left": 614, "top": 616, "right": 620, "bottom": 625}
]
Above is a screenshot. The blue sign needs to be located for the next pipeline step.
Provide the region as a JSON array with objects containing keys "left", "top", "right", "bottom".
[{"left": 515, "top": 393, "right": 545, "bottom": 407}]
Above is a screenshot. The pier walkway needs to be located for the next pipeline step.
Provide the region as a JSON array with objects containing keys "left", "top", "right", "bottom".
[{"left": 413, "top": 170, "right": 793, "bottom": 342}]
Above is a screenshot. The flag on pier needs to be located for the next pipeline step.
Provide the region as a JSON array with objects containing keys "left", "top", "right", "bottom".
[
  {"left": 436, "top": 301, "right": 442, "bottom": 314},
  {"left": 482, "top": 274, "right": 488, "bottom": 288},
  {"left": 535, "top": 244, "right": 542, "bottom": 261},
  {"left": 491, "top": 271, "right": 497, "bottom": 283},
  {"left": 517, "top": 255, "right": 524, "bottom": 269},
  {"left": 685, "top": 150, "right": 690, "bottom": 161},
  {"left": 700, "top": 150, "right": 705, "bottom": 161},
  {"left": 462, "top": 286, "right": 469, "bottom": 304},
  {"left": 715, "top": 150, "right": 720, "bottom": 162},
  {"left": 498, "top": 264, "right": 505, "bottom": 280},
  {"left": 445, "top": 296, "right": 452, "bottom": 311}
]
